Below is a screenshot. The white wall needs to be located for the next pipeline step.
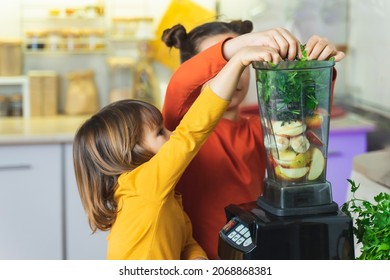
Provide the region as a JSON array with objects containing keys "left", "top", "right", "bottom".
[
  {"left": 346, "top": 0, "right": 390, "bottom": 116},
  {"left": 0, "top": 0, "right": 22, "bottom": 38},
  {"left": 220, "top": 0, "right": 349, "bottom": 105}
]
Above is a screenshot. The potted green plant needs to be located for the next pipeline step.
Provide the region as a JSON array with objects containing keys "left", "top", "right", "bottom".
[{"left": 342, "top": 179, "right": 390, "bottom": 260}]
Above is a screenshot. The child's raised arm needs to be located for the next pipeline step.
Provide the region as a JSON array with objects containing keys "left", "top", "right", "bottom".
[{"left": 209, "top": 46, "right": 282, "bottom": 101}]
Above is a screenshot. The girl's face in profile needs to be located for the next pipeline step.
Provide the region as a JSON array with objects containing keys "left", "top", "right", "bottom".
[
  {"left": 142, "top": 123, "right": 172, "bottom": 154},
  {"left": 198, "top": 33, "right": 250, "bottom": 113}
]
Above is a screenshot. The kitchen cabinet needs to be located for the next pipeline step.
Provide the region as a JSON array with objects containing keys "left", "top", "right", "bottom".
[
  {"left": 0, "top": 144, "right": 63, "bottom": 259},
  {"left": 0, "top": 116, "right": 107, "bottom": 259},
  {"left": 64, "top": 143, "right": 107, "bottom": 259},
  {"left": 327, "top": 114, "right": 375, "bottom": 207}
]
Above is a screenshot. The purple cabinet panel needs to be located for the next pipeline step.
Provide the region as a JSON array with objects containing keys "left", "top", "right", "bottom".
[{"left": 327, "top": 130, "right": 368, "bottom": 207}]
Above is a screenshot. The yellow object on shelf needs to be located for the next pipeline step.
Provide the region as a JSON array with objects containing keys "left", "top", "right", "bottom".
[
  {"left": 107, "top": 57, "right": 135, "bottom": 103},
  {"left": 133, "top": 42, "right": 160, "bottom": 107},
  {"left": 151, "top": 0, "right": 216, "bottom": 71}
]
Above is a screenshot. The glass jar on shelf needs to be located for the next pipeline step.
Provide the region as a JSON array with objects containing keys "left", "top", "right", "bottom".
[
  {"left": 84, "top": 28, "right": 106, "bottom": 51},
  {"left": 133, "top": 41, "right": 160, "bottom": 106},
  {"left": 8, "top": 94, "right": 23, "bottom": 117},
  {"left": 107, "top": 57, "right": 135, "bottom": 103},
  {"left": 25, "top": 30, "right": 47, "bottom": 51},
  {"left": 111, "top": 17, "right": 138, "bottom": 39},
  {"left": 46, "top": 29, "right": 61, "bottom": 51},
  {"left": 61, "top": 29, "right": 80, "bottom": 51},
  {"left": 0, "top": 95, "right": 8, "bottom": 116},
  {"left": 135, "top": 17, "right": 154, "bottom": 40}
]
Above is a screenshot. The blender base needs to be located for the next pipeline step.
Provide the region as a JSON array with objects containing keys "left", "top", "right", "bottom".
[
  {"left": 257, "top": 196, "right": 339, "bottom": 216},
  {"left": 218, "top": 201, "right": 355, "bottom": 260}
]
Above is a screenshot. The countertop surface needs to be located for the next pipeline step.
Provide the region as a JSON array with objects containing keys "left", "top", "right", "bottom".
[
  {"left": 329, "top": 112, "right": 375, "bottom": 134},
  {"left": 0, "top": 112, "right": 376, "bottom": 145},
  {"left": 0, "top": 115, "right": 90, "bottom": 145},
  {"left": 353, "top": 148, "right": 390, "bottom": 189}
]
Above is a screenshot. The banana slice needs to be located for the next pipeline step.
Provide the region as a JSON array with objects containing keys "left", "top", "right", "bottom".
[
  {"left": 290, "top": 135, "right": 310, "bottom": 153},
  {"left": 264, "top": 135, "right": 290, "bottom": 151},
  {"left": 275, "top": 135, "right": 290, "bottom": 151}
]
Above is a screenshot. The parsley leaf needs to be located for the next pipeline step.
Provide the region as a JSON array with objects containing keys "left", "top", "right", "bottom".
[
  {"left": 254, "top": 44, "right": 334, "bottom": 124},
  {"left": 342, "top": 179, "right": 390, "bottom": 260}
]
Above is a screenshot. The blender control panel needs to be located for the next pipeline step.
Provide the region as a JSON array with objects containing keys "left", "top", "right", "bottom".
[{"left": 220, "top": 217, "right": 256, "bottom": 253}]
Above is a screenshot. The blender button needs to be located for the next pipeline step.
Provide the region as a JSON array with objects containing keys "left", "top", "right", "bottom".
[
  {"left": 228, "top": 231, "right": 237, "bottom": 239},
  {"left": 239, "top": 227, "right": 248, "bottom": 235},
  {"left": 243, "top": 238, "right": 252, "bottom": 247},
  {"left": 244, "top": 231, "right": 250, "bottom": 238},
  {"left": 236, "top": 225, "right": 244, "bottom": 232},
  {"left": 232, "top": 234, "right": 240, "bottom": 242},
  {"left": 236, "top": 237, "right": 245, "bottom": 245}
]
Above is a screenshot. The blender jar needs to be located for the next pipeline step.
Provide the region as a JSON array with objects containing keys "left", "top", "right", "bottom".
[{"left": 253, "top": 60, "right": 336, "bottom": 214}]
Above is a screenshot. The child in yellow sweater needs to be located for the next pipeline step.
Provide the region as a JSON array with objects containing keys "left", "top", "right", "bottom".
[{"left": 73, "top": 30, "right": 300, "bottom": 259}]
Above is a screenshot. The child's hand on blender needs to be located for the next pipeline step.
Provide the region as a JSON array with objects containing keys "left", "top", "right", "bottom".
[
  {"left": 304, "top": 35, "right": 346, "bottom": 62},
  {"left": 223, "top": 27, "right": 301, "bottom": 61}
]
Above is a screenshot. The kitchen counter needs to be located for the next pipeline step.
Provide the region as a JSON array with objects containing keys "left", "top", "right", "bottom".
[
  {"left": 0, "top": 115, "right": 90, "bottom": 144},
  {"left": 329, "top": 111, "right": 375, "bottom": 133},
  {"left": 352, "top": 149, "right": 390, "bottom": 190},
  {"left": 0, "top": 112, "right": 375, "bottom": 145}
]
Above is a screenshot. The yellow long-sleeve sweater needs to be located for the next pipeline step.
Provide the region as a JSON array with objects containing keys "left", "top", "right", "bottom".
[{"left": 107, "top": 86, "right": 229, "bottom": 260}]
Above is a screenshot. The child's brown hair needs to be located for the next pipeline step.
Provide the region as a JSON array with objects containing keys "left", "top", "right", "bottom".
[{"left": 73, "top": 99, "right": 162, "bottom": 232}]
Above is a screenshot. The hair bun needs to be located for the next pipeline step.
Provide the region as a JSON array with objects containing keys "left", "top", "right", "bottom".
[
  {"left": 161, "top": 24, "right": 188, "bottom": 49},
  {"left": 230, "top": 20, "right": 253, "bottom": 34}
]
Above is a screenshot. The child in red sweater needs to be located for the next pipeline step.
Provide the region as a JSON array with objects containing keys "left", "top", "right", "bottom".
[{"left": 162, "top": 22, "right": 345, "bottom": 259}]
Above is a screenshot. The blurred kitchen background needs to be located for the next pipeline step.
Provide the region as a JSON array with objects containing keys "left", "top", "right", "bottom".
[{"left": 0, "top": 0, "right": 389, "bottom": 260}]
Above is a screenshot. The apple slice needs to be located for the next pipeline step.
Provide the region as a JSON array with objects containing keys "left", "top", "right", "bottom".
[
  {"left": 279, "top": 165, "right": 309, "bottom": 179},
  {"left": 306, "top": 130, "right": 324, "bottom": 146},
  {"left": 273, "top": 149, "right": 297, "bottom": 167},
  {"left": 307, "top": 147, "right": 325, "bottom": 180},
  {"left": 290, "top": 153, "right": 309, "bottom": 168},
  {"left": 274, "top": 165, "right": 290, "bottom": 181},
  {"left": 267, "top": 153, "right": 277, "bottom": 168},
  {"left": 305, "top": 114, "right": 323, "bottom": 129}
]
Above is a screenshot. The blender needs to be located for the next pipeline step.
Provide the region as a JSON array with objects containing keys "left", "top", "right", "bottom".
[{"left": 218, "top": 60, "right": 355, "bottom": 260}]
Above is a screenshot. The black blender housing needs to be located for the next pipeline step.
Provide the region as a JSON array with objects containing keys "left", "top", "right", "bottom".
[{"left": 218, "top": 60, "right": 355, "bottom": 260}]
